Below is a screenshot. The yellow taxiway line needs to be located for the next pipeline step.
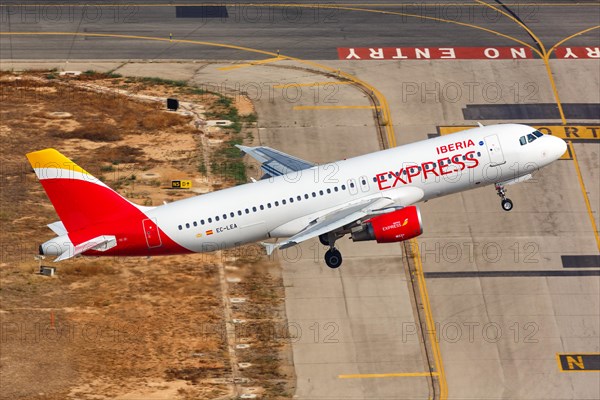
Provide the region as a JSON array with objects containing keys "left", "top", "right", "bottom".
[
  {"left": 474, "top": 0, "right": 567, "bottom": 124},
  {"left": 410, "top": 239, "right": 449, "bottom": 400},
  {"left": 548, "top": 25, "right": 600, "bottom": 56},
  {"left": 293, "top": 105, "right": 379, "bottom": 110},
  {"left": 273, "top": 81, "right": 352, "bottom": 88},
  {"left": 569, "top": 141, "right": 600, "bottom": 252},
  {"left": 217, "top": 57, "right": 281, "bottom": 71}
]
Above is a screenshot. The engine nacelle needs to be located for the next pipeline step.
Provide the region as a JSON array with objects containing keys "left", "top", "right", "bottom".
[{"left": 351, "top": 206, "right": 423, "bottom": 243}]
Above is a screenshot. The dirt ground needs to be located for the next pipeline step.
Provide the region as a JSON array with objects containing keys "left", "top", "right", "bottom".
[{"left": 0, "top": 71, "right": 294, "bottom": 399}]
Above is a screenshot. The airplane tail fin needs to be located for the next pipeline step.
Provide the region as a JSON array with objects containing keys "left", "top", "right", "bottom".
[{"left": 26, "top": 148, "right": 142, "bottom": 234}]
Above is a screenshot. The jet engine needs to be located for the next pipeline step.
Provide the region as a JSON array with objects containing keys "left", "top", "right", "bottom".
[{"left": 351, "top": 206, "right": 423, "bottom": 243}]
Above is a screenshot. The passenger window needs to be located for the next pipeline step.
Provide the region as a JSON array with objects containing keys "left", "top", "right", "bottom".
[
  {"left": 319, "top": 190, "right": 324, "bottom": 195},
  {"left": 193, "top": 221, "right": 197, "bottom": 227},
  {"left": 208, "top": 218, "right": 213, "bottom": 223},
  {"left": 201, "top": 220, "right": 205, "bottom": 225},
  {"left": 215, "top": 216, "right": 220, "bottom": 221},
  {"left": 223, "top": 214, "right": 227, "bottom": 220},
  {"left": 186, "top": 223, "right": 190, "bottom": 229},
  {"left": 267, "top": 203, "right": 272, "bottom": 208},
  {"left": 252, "top": 206, "right": 257, "bottom": 212},
  {"left": 245, "top": 209, "right": 249, "bottom": 214},
  {"left": 312, "top": 192, "right": 316, "bottom": 197},
  {"left": 260, "top": 205, "right": 264, "bottom": 210},
  {"left": 297, "top": 195, "right": 301, "bottom": 201},
  {"left": 230, "top": 212, "right": 235, "bottom": 217},
  {"left": 178, "top": 225, "right": 182, "bottom": 230},
  {"left": 237, "top": 211, "right": 242, "bottom": 216},
  {"left": 304, "top": 194, "right": 309, "bottom": 199},
  {"left": 327, "top": 188, "right": 331, "bottom": 194},
  {"left": 334, "top": 187, "right": 338, "bottom": 192},
  {"left": 341, "top": 184, "right": 346, "bottom": 190},
  {"left": 275, "top": 201, "right": 279, "bottom": 206},
  {"left": 282, "top": 199, "right": 287, "bottom": 205},
  {"left": 289, "top": 198, "right": 294, "bottom": 203}
]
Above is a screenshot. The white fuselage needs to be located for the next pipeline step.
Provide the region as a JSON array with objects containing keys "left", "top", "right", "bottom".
[{"left": 148, "top": 124, "right": 565, "bottom": 252}]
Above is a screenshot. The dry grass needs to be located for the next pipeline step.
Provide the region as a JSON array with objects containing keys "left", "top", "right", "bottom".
[
  {"left": 0, "top": 72, "right": 229, "bottom": 399},
  {"left": 54, "top": 122, "right": 123, "bottom": 142},
  {"left": 59, "top": 262, "right": 120, "bottom": 277}
]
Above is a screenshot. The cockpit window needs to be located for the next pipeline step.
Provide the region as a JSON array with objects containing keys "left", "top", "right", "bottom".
[{"left": 520, "top": 130, "right": 543, "bottom": 146}]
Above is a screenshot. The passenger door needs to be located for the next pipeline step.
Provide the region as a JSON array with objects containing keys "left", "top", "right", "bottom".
[
  {"left": 484, "top": 134, "right": 506, "bottom": 166},
  {"left": 142, "top": 218, "right": 162, "bottom": 248}
]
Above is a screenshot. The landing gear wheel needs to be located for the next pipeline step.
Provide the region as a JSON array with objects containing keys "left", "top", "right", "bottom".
[
  {"left": 495, "top": 184, "right": 513, "bottom": 211},
  {"left": 501, "top": 198, "right": 513, "bottom": 211},
  {"left": 319, "top": 234, "right": 330, "bottom": 246},
  {"left": 325, "top": 248, "right": 343, "bottom": 269}
]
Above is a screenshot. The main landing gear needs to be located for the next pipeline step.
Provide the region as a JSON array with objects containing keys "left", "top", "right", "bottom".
[
  {"left": 495, "top": 183, "right": 513, "bottom": 211},
  {"left": 320, "top": 233, "right": 343, "bottom": 268}
]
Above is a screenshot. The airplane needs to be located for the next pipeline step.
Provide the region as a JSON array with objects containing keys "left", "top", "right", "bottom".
[{"left": 27, "top": 123, "right": 566, "bottom": 268}]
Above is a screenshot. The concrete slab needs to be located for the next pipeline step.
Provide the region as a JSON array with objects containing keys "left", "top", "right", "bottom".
[{"left": 327, "top": 59, "right": 600, "bottom": 400}]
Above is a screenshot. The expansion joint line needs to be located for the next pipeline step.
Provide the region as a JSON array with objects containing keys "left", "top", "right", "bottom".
[{"left": 402, "top": 241, "right": 439, "bottom": 399}]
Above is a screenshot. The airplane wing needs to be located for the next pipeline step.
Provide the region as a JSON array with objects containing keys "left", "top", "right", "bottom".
[
  {"left": 275, "top": 197, "right": 394, "bottom": 250},
  {"left": 236, "top": 145, "right": 315, "bottom": 178},
  {"left": 263, "top": 186, "right": 425, "bottom": 255}
]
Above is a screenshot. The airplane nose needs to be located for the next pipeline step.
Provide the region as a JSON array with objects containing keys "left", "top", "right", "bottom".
[{"left": 548, "top": 135, "right": 568, "bottom": 160}]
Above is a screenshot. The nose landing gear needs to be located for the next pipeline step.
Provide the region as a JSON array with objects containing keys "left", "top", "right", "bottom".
[{"left": 495, "top": 184, "right": 513, "bottom": 211}]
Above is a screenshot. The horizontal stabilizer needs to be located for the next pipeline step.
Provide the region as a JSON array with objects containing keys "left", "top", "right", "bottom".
[
  {"left": 55, "top": 235, "right": 117, "bottom": 262},
  {"left": 47, "top": 221, "right": 67, "bottom": 236}
]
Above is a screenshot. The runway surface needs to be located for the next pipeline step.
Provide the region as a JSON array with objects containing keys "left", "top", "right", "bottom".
[{"left": 1, "top": 1, "right": 600, "bottom": 60}]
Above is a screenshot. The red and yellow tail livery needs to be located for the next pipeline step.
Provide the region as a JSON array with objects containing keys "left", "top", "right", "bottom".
[{"left": 27, "top": 149, "right": 189, "bottom": 261}]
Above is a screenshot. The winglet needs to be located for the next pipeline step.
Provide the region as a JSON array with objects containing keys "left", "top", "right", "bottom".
[
  {"left": 54, "top": 235, "right": 117, "bottom": 262},
  {"left": 260, "top": 242, "right": 278, "bottom": 256},
  {"left": 235, "top": 144, "right": 251, "bottom": 154}
]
